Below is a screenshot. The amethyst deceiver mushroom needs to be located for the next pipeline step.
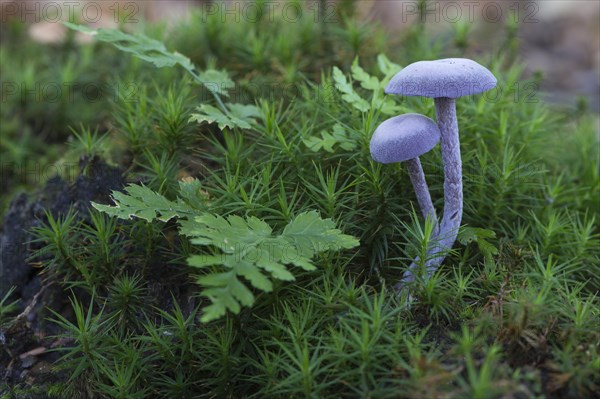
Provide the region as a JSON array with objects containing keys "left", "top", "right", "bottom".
[
  {"left": 385, "top": 58, "right": 497, "bottom": 288},
  {"left": 370, "top": 113, "right": 441, "bottom": 232}
]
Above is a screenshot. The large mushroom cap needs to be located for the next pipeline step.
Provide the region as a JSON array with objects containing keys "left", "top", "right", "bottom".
[
  {"left": 370, "top": 113, "right": 441, "bottom": 164},
  {"left": 385, "top": 58, "right": 497, "bottom": 98}
]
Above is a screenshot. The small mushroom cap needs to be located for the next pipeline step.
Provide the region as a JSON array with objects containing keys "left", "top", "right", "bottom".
[
  {"left": 385, "top": 58, "right": 497, "bottom": 98},
  {"left": 370, "top": 113, "right": 441, "bottom": 164}
]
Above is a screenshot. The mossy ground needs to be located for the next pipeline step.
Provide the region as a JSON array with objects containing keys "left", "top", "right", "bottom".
[{"left": 1, "top": 3, "right": 598, "bottom": 398}]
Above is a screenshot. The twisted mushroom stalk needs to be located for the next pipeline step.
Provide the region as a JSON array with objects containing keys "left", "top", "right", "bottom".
[
  {"left": 405, "top": 157, "right": 439, "bottom": 234},
  {"left": 397, "top": 97, "right": 461, "bottom": 286}
]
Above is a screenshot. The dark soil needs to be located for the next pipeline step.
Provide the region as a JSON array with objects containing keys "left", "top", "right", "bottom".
[{"left": 0, "top": 156, "right": 124, "bottom": 396}]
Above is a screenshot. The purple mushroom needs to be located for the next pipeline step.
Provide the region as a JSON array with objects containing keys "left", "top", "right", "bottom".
[
  {"left": 385, "top": 58, "right": 497, "bottom": 288},
  {"left": 370, "top": 113, "right": 441, "bottom": 233}
]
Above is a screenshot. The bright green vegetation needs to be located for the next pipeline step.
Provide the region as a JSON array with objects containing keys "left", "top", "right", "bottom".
[{"left": 1, "top": 2, "right": 598, "bottom": 398}]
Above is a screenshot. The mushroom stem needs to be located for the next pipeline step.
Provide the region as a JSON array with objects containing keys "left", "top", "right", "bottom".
[
  {"left": 398, "top": 97, "right": 462, "bottom": 286},
  {"left": 405, "top": 157, "right": 439, "bottom": 230},
  {"left": 433, "top": 97, "right": 463, "bottom": 256}
]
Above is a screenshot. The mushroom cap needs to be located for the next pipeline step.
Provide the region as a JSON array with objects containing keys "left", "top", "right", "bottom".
[
  {"left": 385, "top": 58, "right": 497, "bottom": 98},
  {"left": 370, "top": 113, "right": 441, "bottom": 164}
]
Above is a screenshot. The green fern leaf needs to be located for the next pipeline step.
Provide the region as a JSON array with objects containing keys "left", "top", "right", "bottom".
[
  {"left": 91, "top": 183, "right": 202, "bottom": 222},
  {"left": 373, "top": 96, "right": 402, "bottom": 115},
  {"left": 186, "top": 211, "right": 359, "bottom": 322},
  {"left": 332, "top": 66, "right": 370, "bottom": 112},
  {"left": 190, "top": 103, "right": 261, "bottom": 130},
  {"left": 377, "top": 53, "right": 403, "bottom": 81},
  {"left": 303, "top": 124, "right": 356, "bottom": 153},
  {"left": 458, "top": 227, "right": 499, "bottom": 260},
  {"left": 63, "top": 22, "right": 233, "bottom": 99},
  {"left": 283, "top": 210, "right": 359, "bottom": 256},
  {"left": 63, "top": 22, "right": 194, "bottom": 71},
  {"left": 351, "top": 58, "right": 381, "bottom": 91},
  {"left": 94, "top": 182, "right": 358, "bottom": 323},
  {"left": 195, "top": 69, "right": 235, "bottom": 97}
]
